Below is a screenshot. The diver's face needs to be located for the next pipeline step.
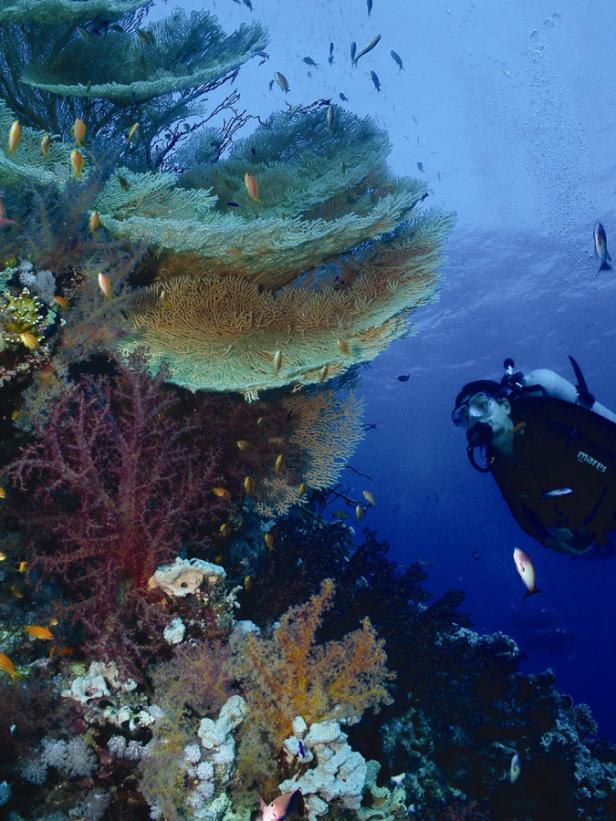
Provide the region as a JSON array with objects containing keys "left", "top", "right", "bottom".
[{"left": 454, "top": 393, "right": 514, "bottom": 452}]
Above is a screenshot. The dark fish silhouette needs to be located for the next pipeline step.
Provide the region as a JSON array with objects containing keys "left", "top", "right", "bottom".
[
  {"left": 417, "top": 161, "right": 424, "bottom": 172},
  {"left": 350, "top": 41, "right": 357, "bottom": 63},
  {"left": 390, "top": 49, "right": 404, "bottom": 71},
  {"left": 227, "top": 201, "right": 240, "bottom": 208},
  {"left": 328, "top": 42, "right": 334, "bottom": 65},
  {"left": 367, "top": 0, "right": 373, "bottom": 14},
  {"left": 355, "top": 34, "right": 382, "bottom": 64},
  {"left": 339, "top": 92, "right": 349, "bottom": 102},
  {"left": 370, "top": 70, "right": 381, "bottom": 91},
  {"left": 303, "top": 56, "right": 318, "bottom": 68},
  {"left": 397, "top": 374, "right": 410, "bottom": 382}
]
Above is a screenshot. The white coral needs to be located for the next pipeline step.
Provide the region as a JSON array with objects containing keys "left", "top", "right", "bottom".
[
  {"left": 148, "top": 557, "right": 226, "bottom": 597},
  {"left": 280, "top": 717, "right": 369, "bottom": 820}
]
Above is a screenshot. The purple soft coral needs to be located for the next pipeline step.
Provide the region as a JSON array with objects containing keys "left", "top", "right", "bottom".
[{"left": 8, "top": 352, "right": 227, "bottom": 671}]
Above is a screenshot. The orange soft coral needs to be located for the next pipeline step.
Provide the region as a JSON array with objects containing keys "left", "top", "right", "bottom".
[{"left": 233, "top": 579, "right": 394, "bottom": 747}]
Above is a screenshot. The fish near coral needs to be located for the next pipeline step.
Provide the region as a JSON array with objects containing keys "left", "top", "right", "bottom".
[
  {"left": 355, "top": 504, "right": 365, "bottom": 520},
  {"left": 326, "top": 105, "right": 334, "bottom": 131},
  {"left": 72, "top": 118, "right": 86, "bottom": 145},
  {"left": 244, "top": 476, "right": 255, "bottom": 495},
  {"left": 362, "top": 490, "right": 376, "bottom": 505},
  {"left": 244, "top": 171, "right": 260, "bottom": 202},
  {"left": 274, "top": 71, "right": 290, "bottom": 93},
  {"left": 337, "top": 338, "right": 350, "bottom": 355},
  {"left": 258, "top": 789, "right": 303, "bottom": 821},
  {"left": 88, "top": 211, "right": 102, "bottom": 233},
  {"left": 274, "top": 453, "right": 284, "bottom": 476},
  {"left": 8, "top": 120, "right": 21, "bottom": 153},
  {"left": 97, "top": 272, "right": 112, "bottom": 300},
  {"left": 24, "top": 625, "right": 54, "bottom": 640},
  {"left": 0, "top": 487, "right": 5, "bottom": 500},
  {"left": 236, "top": 439, "right": 250, "bottom": 451},
  {"left": 19, "top": 332, "right": 39, "bottom": 351},
  {"left": 53, "top": 295, "right": 69, "bottom": 310},
  {"left": 127, "top": 122, "right": 140, "bottom": 143},
  {"left": 298, "top": 482, "right": 307, "bottom": 495},
  {"left": 211, "top": 486, "right": 231, "bottom": 500},
  {"left": 263, "top": 532, "right": 274, "bottom": 551},
  {"left": 40, "top": 134, "right": 51, "bottom": 156},
  {"left": 319, "top": 364, "right": 329, "bottom": 383},
  {"left": 70, "top": 148, "right": 85, "bottom": 177},
  {"left": 0, "top": 652, "right": 18, "bottom": 680},
  {"left": 219, "top": 522, "right": 232, "bottom": 538},
  {"left": 273, "top": 349, "right": 282, "bottom": 374}
]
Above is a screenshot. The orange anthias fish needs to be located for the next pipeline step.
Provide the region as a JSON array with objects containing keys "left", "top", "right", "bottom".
[
  {"left": 8, "top": 120, "right": 21, "bottom": 154},
  {"left": 70, "top": 148, "right": 85, "bottom": 177},
  {"left": 513, "top": 547, "right": 540, "bottom": 599},
  {"left": 0, "top": 652, "right": 18, "bottom": 680},
  {"left": 19, "top": 332, "right": 39, "bottom": 351},
  {"left": 73, "top": 118, "right": 86, "bottom": 145},
  {"left": 244, "top": 172, "right": 260, "bottom": 202},
  {"left": 40, "top": 133, "right": 51, "bottom": 156},
  {"left": 97, "top": 272, "right": 112, "bottom": 300},
  {"left": 25, "top": 625, "right": 54, "bottom": 640},
  {"left": 211, "top": 486, "right": 231, "bottom": 500}
]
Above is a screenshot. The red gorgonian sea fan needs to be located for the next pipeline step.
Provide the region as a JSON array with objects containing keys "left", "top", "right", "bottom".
[{"left": 7, "top": 351, "right": 228, "bottom": 670}]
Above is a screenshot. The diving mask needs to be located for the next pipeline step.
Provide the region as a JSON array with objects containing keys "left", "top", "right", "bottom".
[{"left": 452, "top": 392, "right": 498, "bottom": 428}]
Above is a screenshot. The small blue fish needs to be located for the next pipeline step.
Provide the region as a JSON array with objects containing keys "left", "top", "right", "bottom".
[
  {"left": 339, "top": 92, "right": 349, "bottom": 102},
  {"left": 350, "top": 41, "right": 357, "bottom": 64},
  {"left": 370, "top": 70, "right": 381, "bottom": 91},
  {"left": 390, "top": 49, "right": 404, "bottom": 71},
  {"left": 303, "top": 56, "right": 318, "bottom": 68},
  {"left": 543, "top": 487, "right": 573, "bottom": 498},
  {"left": 298, "top": 739, "right": 305, "bottom": 758}
]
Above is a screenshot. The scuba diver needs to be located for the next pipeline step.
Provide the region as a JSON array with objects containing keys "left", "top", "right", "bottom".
[{"left": 452, "top": 357, "right": 616, "bottom": 556}]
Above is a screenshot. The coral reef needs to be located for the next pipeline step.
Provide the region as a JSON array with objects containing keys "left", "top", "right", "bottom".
[
  {"left": 5, "top": 352, "right": 230, "bottom": 670},
  {"left": 232, "top": 579, "right": 394, "bottom": 748}
]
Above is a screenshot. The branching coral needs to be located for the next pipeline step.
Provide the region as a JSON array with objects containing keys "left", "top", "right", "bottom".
[
  {"left": 5, "top": 352, "right": 229, "bottom": 669},
  {"left": 232, "top": 579, "right": 394, "bottom": 749}
]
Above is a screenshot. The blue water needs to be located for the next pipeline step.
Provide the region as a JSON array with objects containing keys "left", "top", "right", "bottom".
[{"left": 181, "top": 0, "right": 616, "bottom": 739}]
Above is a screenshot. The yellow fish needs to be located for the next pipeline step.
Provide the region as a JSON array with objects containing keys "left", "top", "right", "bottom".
[
  {"left": 17, "top": 560, "right": 27, "bottom": 573},
  {"left": 127, "top": 122, "right": 139, "bottom": 142},
  {"left": 10, "top": 585, "right": 23, "bottom": 598},
  {"left": 97, "top": 272, "right": 112, "bottom": 300},
  {"left": 263, "top": 532, "right": 274, "bottom": 550},
  {"left": 88, "top": 211, "right": 101, "bottom": 232},
  {"left": 211, "top": 486, "right": 231, "bottom": 500},
  {"left": 362, "top": 490, "right": 376, "bottom": 506},
  {"left": 243, "top": 476, "right": 255, "bottom": 495},
  {"left": 273, "top": 350, "right": 282, "bottom": 374},
  {"left": 337, "top": 338, "right": 350, "bottom": 355},
  {"left": 0, "top": 487, "right": 5, "bottom": 499},
  {"left": 0, "top": 652, "right": 18, "bottom": 680},
  {"left": 219, "top": 522, "right": 231, "bottom": 538},
  {"left": 70, "top": 148, "right": 84, "bottom": 177},
  {"left": 53, "top": 295, "right": 69, "bottom": 310},
  {"left": 73, "top": 118, "right": 86, "bottom": 145},
  {"left": 8, "top": 120, "right": 21, "bottom": 154},
  {"left": 243, "top": 575, "right": 253, "bottom": 589},
  {"left": 25, "top": 625, "right": 53, "bottom": 640},
  {"left": 244, "top": 171, "right": 260, "bottom": 202},
  {"left": 40, "top": 134, "right": 51, "bottom": 156},
  {"left": 19, "top": 332, "right": 39, "bottom": 351},
  {"left": 236, "top": 439, "right": 250, "bottom": 451},
  {"left": 298, "top": 482, "right": 307, "bottom": 495},
  {"left": 274, "top": 453, "right": 284, "bottom": 476},
  {"left": 49, "top": 616, "right": 59, "bottom": 626},
  {"left": 319, "top": 364, "right": 329, "bottom": 383},
  {"left": 355, "top": 504, "right": 365, "bottom": 520}
]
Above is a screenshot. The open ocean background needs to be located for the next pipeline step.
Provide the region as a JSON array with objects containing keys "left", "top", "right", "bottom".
[{"left": 163, "top": 0, "right": 616, "bottom": 740}]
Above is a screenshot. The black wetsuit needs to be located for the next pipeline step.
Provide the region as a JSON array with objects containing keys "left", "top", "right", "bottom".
[{"left": 489, "top": 396, "right": 616, "bottom": 554}]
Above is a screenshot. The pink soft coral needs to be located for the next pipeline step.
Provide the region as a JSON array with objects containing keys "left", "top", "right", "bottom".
[{"left": 7, "top": 352, "right": 228, "bottom": 670}]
